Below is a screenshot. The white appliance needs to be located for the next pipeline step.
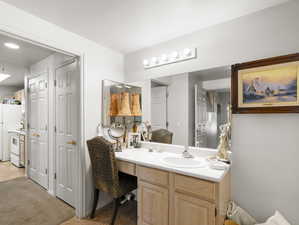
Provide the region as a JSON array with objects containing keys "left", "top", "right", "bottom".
[
  {"left": 0, "top": 104, "right": 22, "bottom": 161},
  {"left": 10, "top": 131, "right": 25, "bottom": 167}
]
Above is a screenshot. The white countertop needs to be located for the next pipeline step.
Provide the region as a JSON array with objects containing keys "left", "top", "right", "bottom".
[
  {"left": 8, "top": 130, "right": 26, "bottom": 135},
  {"left": 115, "top": 148, "right": 229, "bottom": 183}
]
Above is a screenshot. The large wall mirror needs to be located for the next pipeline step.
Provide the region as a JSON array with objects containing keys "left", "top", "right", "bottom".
[{"left": 149, "top": 66, "right": 231, "bottom": 149}]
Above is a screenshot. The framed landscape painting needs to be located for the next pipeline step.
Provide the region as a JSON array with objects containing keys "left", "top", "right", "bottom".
[{"left": 232, "top": 53, "right": 299, "bottom": 113}]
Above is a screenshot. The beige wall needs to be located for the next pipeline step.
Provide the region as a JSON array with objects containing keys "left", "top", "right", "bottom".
[
  {"left": 124, "top": 2, "right": 299, "bottom": 223},
  {"left": 125, "top": 2, "right": 299, "bottom": 82}
]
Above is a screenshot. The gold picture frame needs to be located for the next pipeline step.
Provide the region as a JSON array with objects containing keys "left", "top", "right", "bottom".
[{"left": 232, "top": 53, "right": 299, "bottom": 113}]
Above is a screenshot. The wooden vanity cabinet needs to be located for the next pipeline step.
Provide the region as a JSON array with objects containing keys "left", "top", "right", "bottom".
[
  {"left": 118, "top": 161, "right": 230, "bottom": 225},
  {"left": 137, "top": 166, "right": 169, "bottom": 225},
  {"left": 138, "top": 181, "right": 169, "bottom": 225},
  {"left": 172, "top": 192, "right": 215, "bottom": 225},
  {"left": 169, "top": 173, "right": 227, "bottom": 225}
]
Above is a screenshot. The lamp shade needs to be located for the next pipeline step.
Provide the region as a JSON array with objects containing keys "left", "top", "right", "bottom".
[
  {"left": 131, "top": 93, "right": 142, "bottom": 116},
  {"left": 109, "top": 93, "right": 120, "bottom": 116},
  {"left": 118, "top": 92, "right": 132, "bottom": 116}
]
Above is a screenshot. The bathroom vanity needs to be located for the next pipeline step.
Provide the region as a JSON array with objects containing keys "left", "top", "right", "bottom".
[{"left": 115, "top": 148, "right": 230, "bottom": 225}]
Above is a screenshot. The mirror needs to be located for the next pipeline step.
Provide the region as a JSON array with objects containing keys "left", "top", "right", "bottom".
[
  {"left": 149, "top": 66, "right": 231, "bottom": 149},
  {"left": 102, "top": 80, "right": 142, "bottom": 128},
  {"left": 108, "top": 123, "right": 126, "bottom": 152}
]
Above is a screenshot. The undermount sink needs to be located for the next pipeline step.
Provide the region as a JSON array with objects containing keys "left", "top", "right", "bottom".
[{"left": 161, "top": 156, "right": 206, "bottom": 168}]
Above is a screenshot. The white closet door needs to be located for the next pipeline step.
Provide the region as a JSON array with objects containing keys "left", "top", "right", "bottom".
[
  {"left": 55, "top": 60, "right": 79, "bottom": 207},
  {"left": 28, "top": 71, "right": 49, "bottom": 189},
  {"left": 151, "top": 86, "right": 167, "bottom": 130}
]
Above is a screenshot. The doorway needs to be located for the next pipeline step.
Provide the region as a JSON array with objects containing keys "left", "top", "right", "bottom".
[
  {"left": 151, "top": 80, "right": 168, "bottom": 130},
  {"left": 0, "top": 30, "right": 82, "bottom": 222}
]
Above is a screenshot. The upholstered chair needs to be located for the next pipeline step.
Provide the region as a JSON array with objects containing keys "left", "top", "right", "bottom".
[
  {"left": 87, "top": 136, "right": 137, "bottom": 225},
  {"left": 151, "top": 129, "right": 173, "bottom": 144}
]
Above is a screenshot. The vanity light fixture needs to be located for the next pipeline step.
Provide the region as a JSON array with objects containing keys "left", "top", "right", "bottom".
[
  {"left": 4, "top": 42, "right": 20, "bottom": 50},
  {"left": 143, "top": 47, "right": 197, "bottom": 69}
]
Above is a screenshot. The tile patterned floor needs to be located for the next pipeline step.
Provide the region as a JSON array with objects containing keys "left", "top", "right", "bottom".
[{"left": 0, "top": 161, "right": 25, "bottom": 182}]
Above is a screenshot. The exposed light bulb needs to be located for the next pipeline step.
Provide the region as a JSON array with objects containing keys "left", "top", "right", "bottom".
[
  {"left": 143, "top": 59, "right": 149, "bottom": 66},
  {"left": 151, "top": 57, "right": 158, "bottom": 64},
  {"left": 4, "top": 42, "right": 20, "bottom": 50},
  {"left": 183, "top": 48, "right": 191, "bottom": 57},
  {"left": 161, "top": 54, "right": 168, "bottom": 62},
  {"left": 171, "top": 51, "right": 179, "bottom": 59}
]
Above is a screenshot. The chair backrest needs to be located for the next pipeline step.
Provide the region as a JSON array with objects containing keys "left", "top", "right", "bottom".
[
  {"left": 151, "top": 129, "right": 173, "bottom": 144},
  {"left": 87, "top": 136, "right": 120, "bottom": 196}
]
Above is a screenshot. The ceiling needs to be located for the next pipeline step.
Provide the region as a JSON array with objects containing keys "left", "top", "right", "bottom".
[
  {"left": 1, "top": 0, "right": 288, "bottom": 53},
  {"left": 0, "top": 33, "right": 55, "bottom": 86},
  {"left": 0, "top": 33, "right": 54, "bottom": 68}
]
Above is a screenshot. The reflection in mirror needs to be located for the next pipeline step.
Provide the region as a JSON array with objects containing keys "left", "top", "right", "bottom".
[
  {"left": 150, "top": 66, "right": 231, "bottom": 149},
  {"left": 102, "top": 79, "right": 142, "bottom": 128}
]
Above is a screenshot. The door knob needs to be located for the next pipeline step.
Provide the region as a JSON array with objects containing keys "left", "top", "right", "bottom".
[
  {"left": 32, "top": 133, "right": 40, "bottom": 137},
  {"left": 67, "top": 140, "right": 77, "bottom": 145}
]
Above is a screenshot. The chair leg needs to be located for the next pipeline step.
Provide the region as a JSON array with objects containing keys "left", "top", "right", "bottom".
[
  {"left": 90, "top": 189, "right": 99, "bottom": 219},
  {"left": 110, "top": 198, "right": 120, "bottom": 225}
]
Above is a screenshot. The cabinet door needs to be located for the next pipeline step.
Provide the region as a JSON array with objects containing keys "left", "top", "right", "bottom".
[
  {"left": 173, "top": 192, "right": 215, "bottom": 225},
  {"left": 138, "top": 181, "right": 168, "bottom": 225}
]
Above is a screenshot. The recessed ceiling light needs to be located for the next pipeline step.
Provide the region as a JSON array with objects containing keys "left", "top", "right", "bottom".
[
  {"left": 4, "top": 42, "right": 20, "bottom": 50},
  {"left": 0, "top": 73, "right": 11, "bottom": 82}
]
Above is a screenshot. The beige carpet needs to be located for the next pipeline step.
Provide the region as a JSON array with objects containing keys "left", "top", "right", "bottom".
[
  {"left": 0, "top": 177, "right": 75, "bottom": 225},
  {"left": 61, "top": 201, "right": 137, "bottom": 225}
]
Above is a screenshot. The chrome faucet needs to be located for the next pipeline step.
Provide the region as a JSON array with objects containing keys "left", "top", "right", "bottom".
[{"left": 182, "top": 145, "right": 194, "bottom": 158}]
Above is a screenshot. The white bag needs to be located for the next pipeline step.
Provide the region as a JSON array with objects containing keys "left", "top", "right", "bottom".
[
  {"left": 227, "top": 201, "right": 257, "bottom": 225},
  {"left": 256, "top": 211, "right": 291, "bottom": 225}
]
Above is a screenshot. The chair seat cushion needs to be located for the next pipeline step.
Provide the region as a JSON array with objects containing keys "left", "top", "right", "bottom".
[{"left": 117, "top": 172, "right": 137, "bottom": 197}]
